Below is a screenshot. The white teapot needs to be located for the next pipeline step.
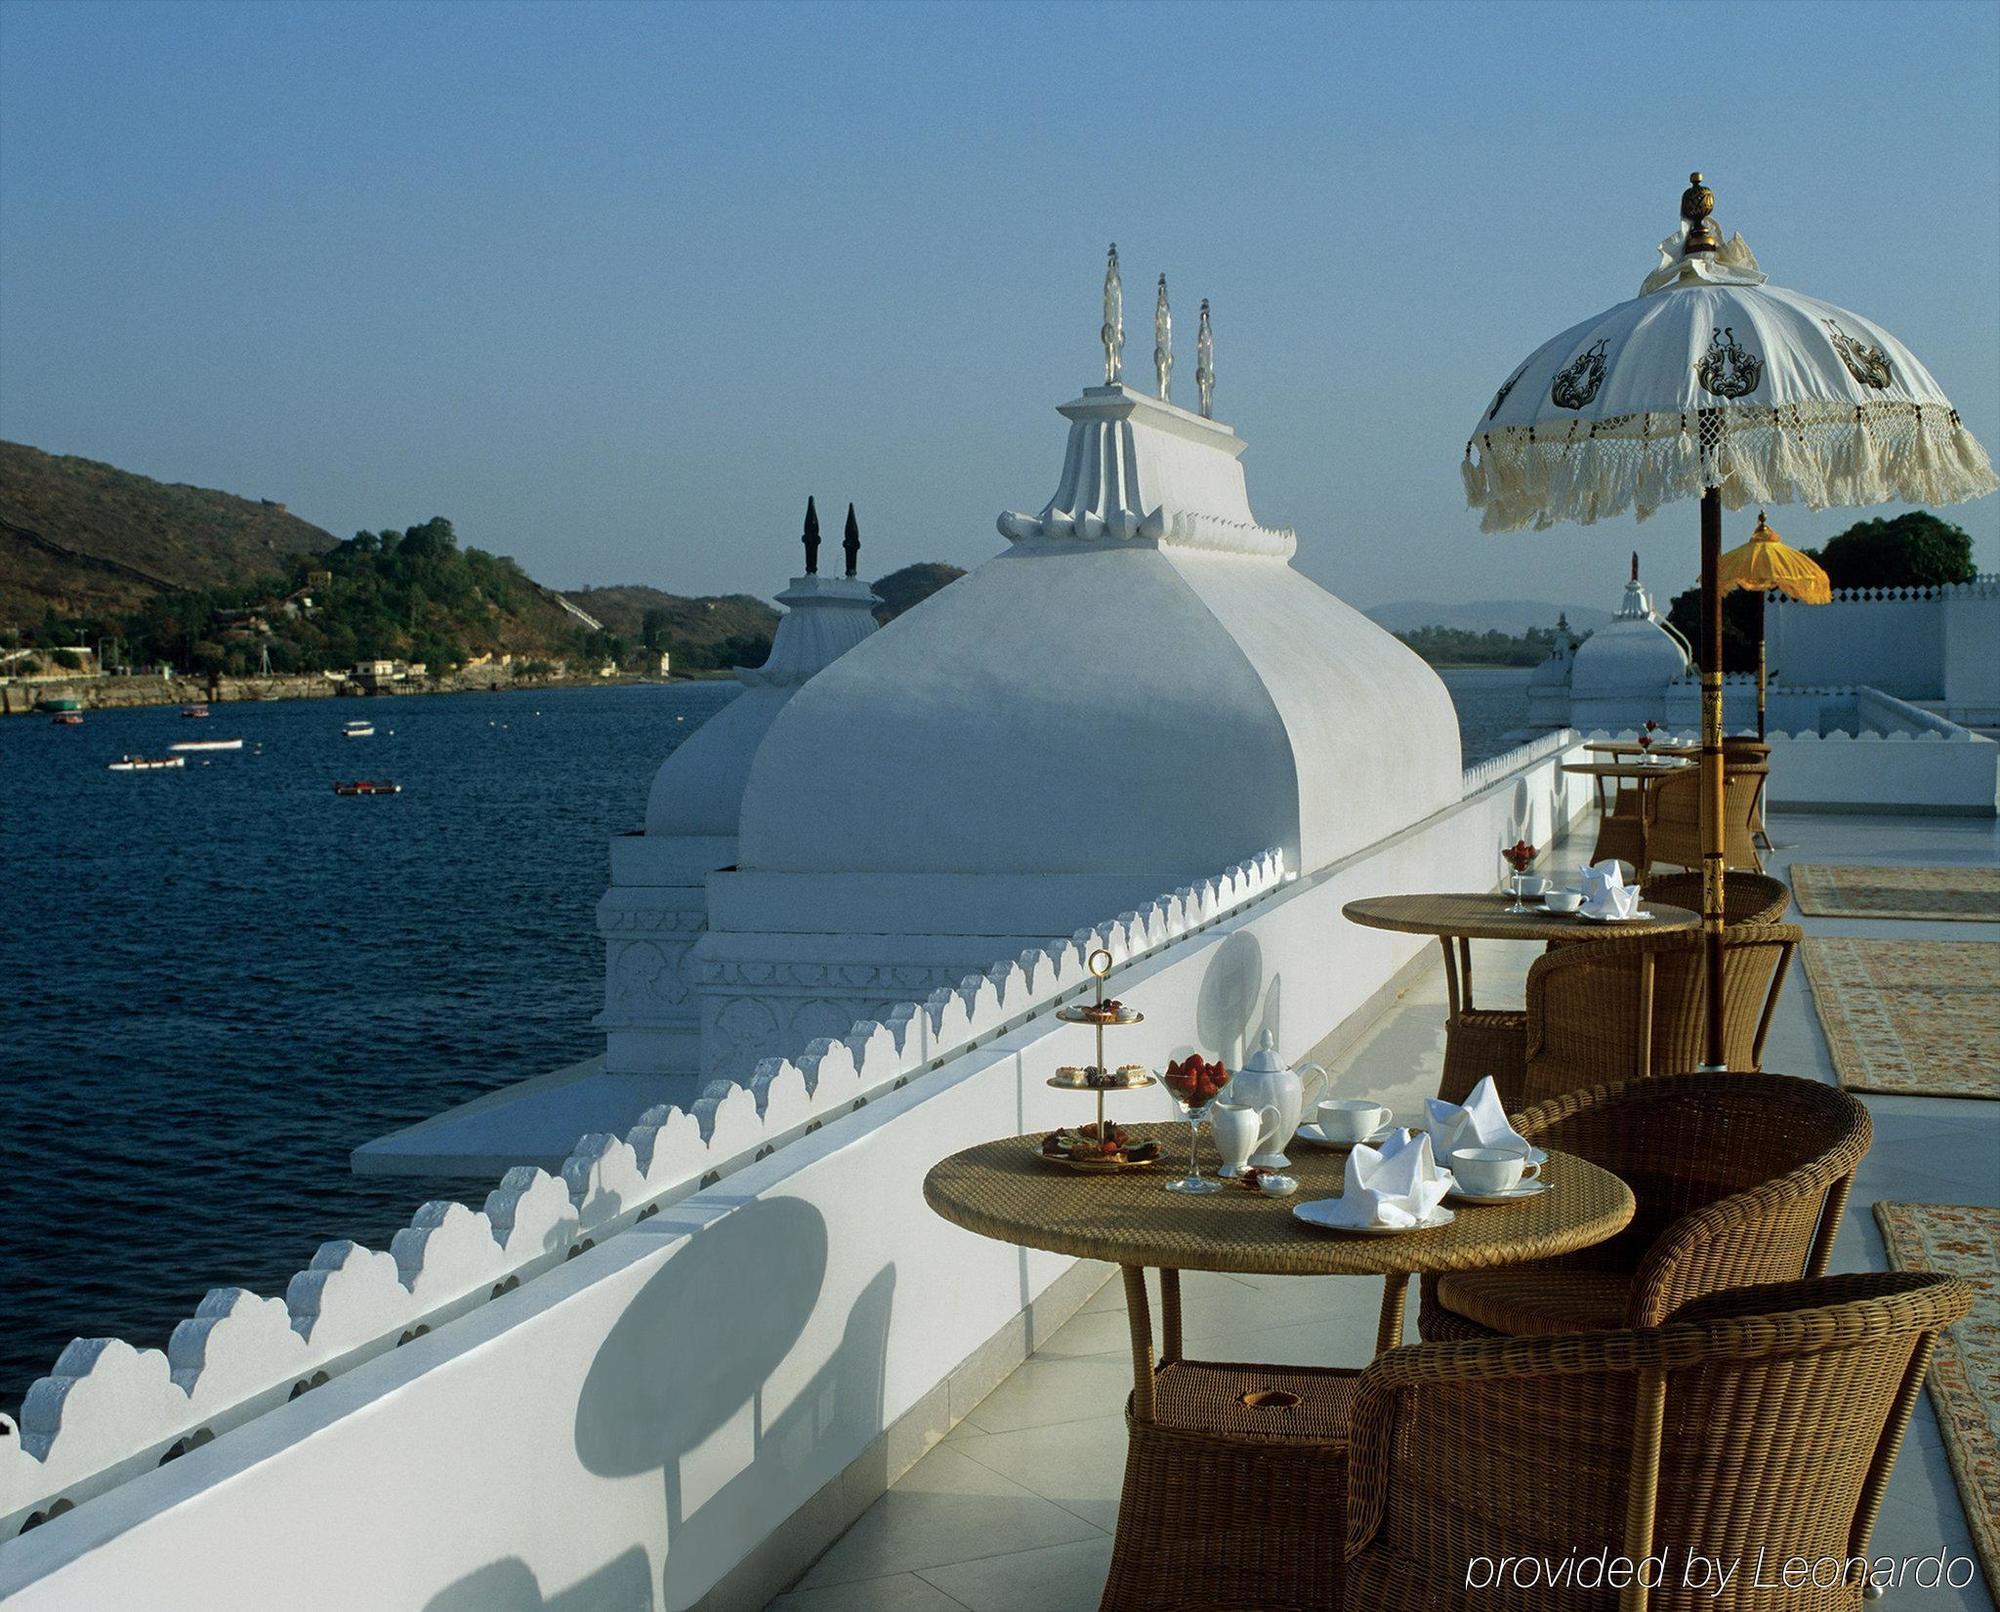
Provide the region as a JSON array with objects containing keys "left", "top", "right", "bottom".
[{"left": 1228, "top": 1031, "right": 1329, "bottom": 1169}]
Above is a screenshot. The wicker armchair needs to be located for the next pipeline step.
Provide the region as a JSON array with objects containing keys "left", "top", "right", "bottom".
[
  {"left": 1421, "top": 1072, "right": 1870, "bottom": 1344},
  {"left": 1639, "top": 869, "right": 1791, "bottom": 926},
  {"left": 1643, "top": 762, "right": 1767, "bottom": 878},
  {"left": 1351, "top": 1273, "right": 1971, "bottom": 1612},
  {"left": 1440, "top": 924, "right": 1799, "bottom": 1111}
]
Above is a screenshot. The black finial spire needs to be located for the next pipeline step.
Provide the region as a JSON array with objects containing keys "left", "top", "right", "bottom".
[
  {"left": 1630, "top": 550, "right": 1639, "bottom": 583},
  {"left": 802, "top": 496, "right": 821, "bottom": 576},
  {"left": 842, "top": 503, "right": 860, "bottom": 578}
]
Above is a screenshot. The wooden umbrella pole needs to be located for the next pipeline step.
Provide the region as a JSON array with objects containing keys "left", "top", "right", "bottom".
[
  {"left": 1757, "top": 591, "right": 1768, "bottom": 742},
  {"left": 1700, "top": 485, "right": 1727, "bottom": 1069}
]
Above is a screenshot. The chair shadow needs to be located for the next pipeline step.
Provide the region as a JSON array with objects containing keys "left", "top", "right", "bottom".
[{"left": 421, "top": 1194, "right": 897, "bottom": 1612}]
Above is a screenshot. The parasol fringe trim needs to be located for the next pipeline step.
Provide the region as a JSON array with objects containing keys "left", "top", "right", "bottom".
[{"left": 1468, "top": 403, "right": 1998, "bottom": 531}]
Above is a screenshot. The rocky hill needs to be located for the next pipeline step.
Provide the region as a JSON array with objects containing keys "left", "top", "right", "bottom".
[
  {"left": 870, "top": 562, "right": 965, "bottom": 624},
  {"left": 0, "top": 441, "right": 337, "bottom": 629}
]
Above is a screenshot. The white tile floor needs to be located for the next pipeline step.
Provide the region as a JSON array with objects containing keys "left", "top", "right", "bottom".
[{"left": 770, "top": 809, "right": 1999, "bottom": 1612}]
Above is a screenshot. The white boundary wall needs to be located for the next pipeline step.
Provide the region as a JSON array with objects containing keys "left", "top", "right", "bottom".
[
  {"left": 1596, "top": 687, "right": 1998, "bottom": 815},
  {"left": 1, "top": 738, "right": 1588, "bottom": 1612}
]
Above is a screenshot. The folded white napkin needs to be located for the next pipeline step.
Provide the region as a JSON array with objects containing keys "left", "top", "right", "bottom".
[
  {"left": 1425, "top": 1075, "right": 1532, "bottom": 1161},
  {"left": 1325, "top": 1128, "right": 1453, "bottom": 1228},
  {"left": 1579, "top": 859, "right": 1639, "bottom": 918}
]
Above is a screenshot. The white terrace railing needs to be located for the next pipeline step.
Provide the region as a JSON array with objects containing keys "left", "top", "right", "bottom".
[
  {"left": 0, "top": 850, "right": 1289, "bottom": 1540},
  {"left": 1460, "top": 727, "right": 1576, "bottom": 795}
]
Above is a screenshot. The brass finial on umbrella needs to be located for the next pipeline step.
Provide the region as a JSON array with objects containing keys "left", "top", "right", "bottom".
[{"left": 1682, "top": 171, "right": 1719, "bottom": 255}]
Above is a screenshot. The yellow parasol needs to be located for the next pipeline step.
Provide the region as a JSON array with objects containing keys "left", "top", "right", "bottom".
[{"left": 1717, "top": 511, "right": 1831, "bottom": 739}]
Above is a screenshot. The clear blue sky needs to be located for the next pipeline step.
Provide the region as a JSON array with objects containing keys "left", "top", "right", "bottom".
[{"left": 2, "top": 0, "right": 1995, "bottom": 612}]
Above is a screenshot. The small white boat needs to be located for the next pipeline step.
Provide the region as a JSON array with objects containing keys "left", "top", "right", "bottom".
[
  {"left": 108, "top": 755, "right": 185, "bottom": 772},
  {"left": 169, "top": 738, "right": 244, "bottom": 753},
  {"left": 343, "top": 720, "right": 375, "bottom": 738}
]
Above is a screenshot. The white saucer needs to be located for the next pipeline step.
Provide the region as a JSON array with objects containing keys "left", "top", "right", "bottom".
[
  {"left": 1295, "top": 1121, "right": 1397, "bottom": 1150},
  {"left": 1292, "top": 1199, "right": 1456, "bottom": 1236},
  {"left": 1429, "top": 1140, "right": 1548, "bottom": 1173},
  {"left": 1446, "top": 1177, "right": 1553, "bottom": 1207}
]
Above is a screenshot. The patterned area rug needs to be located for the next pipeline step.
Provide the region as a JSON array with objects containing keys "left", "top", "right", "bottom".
[
  {"left": 1875, "top": 1202, "right": 2000, "bottom": 1597},
  {"left": 1793, "top": 863, "right": 2000, "bottom": 922},
  {"left": 1801, "top": 938, "right": 2000, "bottom": 1099}
]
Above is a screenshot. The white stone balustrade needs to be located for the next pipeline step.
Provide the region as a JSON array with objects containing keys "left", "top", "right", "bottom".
[{"left": 0, "top": 850, "right": 1288, "bottom": 1540}]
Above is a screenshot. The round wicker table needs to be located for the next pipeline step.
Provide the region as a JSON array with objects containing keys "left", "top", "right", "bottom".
[
  {"left": 925, "top": 1127, "right": 1634, "bottom": 1612},
  {"left": 1341, "top": 890, "right": 1699, "bottom": 1014}
]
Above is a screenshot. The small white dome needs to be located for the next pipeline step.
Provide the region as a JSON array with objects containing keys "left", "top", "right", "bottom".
[
  {"left": 644, "top": 573, "right": 879, "bottom": 838},
  {"left": 1571, "top": 567, "right": 1690, "bottom": 697}
]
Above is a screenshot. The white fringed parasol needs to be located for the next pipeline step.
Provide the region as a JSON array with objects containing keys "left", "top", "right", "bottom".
[{"left": 1462, "top": 174, "right": 1997, "bottom": 1069}]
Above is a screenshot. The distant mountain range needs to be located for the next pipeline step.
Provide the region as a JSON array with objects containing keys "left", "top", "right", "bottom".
[
  {"left": 1363, "top": 598, "right": 1611, "bottom": 636},
  {"left": 0, "top": 441, "right": 971, "bottom": 677}
]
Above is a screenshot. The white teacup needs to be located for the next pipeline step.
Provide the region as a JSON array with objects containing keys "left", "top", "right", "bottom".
[
  {"left": 1209, "top": 1103, "right": 1263, "bottom": 1178},
  {"left": 1544, "top": 888, "right": 1583, "bottom": 914},
  {"left": 1450, "top": 1146, "right": 1527, "bottom": 1195},
  {"left": 1315, "top": 1098, "right": 1390, "bottom": 1145},
  {"left": 1516, "top": 875, "right": 1549, "bottom": 898}
]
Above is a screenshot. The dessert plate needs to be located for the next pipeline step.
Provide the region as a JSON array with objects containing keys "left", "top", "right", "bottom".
[{"left": 1291, "top": 1199, "right": 1455, "bottom": 1236}]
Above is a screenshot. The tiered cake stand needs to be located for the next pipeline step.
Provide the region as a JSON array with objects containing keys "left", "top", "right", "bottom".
[{"left": 1049, "top": 948, "right": 1156, "bottom": 1147}]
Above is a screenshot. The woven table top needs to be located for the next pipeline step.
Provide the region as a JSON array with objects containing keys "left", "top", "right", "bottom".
[
  {"left": 923, "top": 1124, "right": 1634, "bottom": 1277},
  {"left": 1584, "top": 741, "right": 1697, "bottom": 757},
  {"left": 1342, "top": 891, "right": 1699, "bottom": 943},
  {"left": 1560, "top": 759, "right": 1695, "bottom": 779}
]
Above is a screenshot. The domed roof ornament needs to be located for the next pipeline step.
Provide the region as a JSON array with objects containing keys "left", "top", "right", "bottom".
[
  {"left": 1153, "top": 274, "right": 1173, "bottom": 401},
  {"left": 1101, "top": 244, "right": 1124, "bottom": 385},
  {"left": 1196, "top": 300, "right": 1215, "bottom": 419},
  {"left": 843, "top": 503, "right": 860, "bottom": 578},
  {"left": 801, "top": 496, "right": 821, "bottom": 576}
]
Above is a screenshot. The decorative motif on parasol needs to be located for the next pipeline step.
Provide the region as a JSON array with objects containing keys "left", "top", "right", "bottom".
[
  {"left": 1696, "top": 328, "right": 1763, "bottom": 399},
  {"left": 1551, "top": 340, "right": 1610, "bottom": 410},
  {"left": 1824, "top": 319, "right": 1892, "bottom": 390}
]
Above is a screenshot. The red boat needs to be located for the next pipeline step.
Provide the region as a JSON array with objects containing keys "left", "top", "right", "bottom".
[
  {"left": 52, "top": 713, "right": 83, "bottom": 726},
  {"left": 181, "top": 704, "right": 210, "bottom": 719},
  {"left": 333, "top": 780, "right": 401, "bottom": 796}
]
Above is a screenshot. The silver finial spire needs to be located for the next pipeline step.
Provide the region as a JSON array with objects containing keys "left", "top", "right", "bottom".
[
  {"left": 1100, "top": 244, "right": 1124, "bottom": 385},
  {"left": 1153, "top": 274, "right": 1172, "bottom": 401},
  {"left": 1195, "top": 299, "right": 1214, "bottom": 418}
]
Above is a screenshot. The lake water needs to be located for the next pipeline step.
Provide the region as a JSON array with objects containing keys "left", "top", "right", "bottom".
[{"left": 0, "top": 668, "right": 1530, "bottom": 1408}]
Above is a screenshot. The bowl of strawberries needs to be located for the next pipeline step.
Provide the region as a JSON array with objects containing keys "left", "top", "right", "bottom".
[{"left": 1161, "top": 1055, "right": 1232, "bottom": 1195}]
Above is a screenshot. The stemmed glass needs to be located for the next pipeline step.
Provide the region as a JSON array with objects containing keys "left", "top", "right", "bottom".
[
  {"left": 1638, "top": 721, "right": 1657, "bottom": 762},
  {"left": 1161, "top": 1056, "right": 1230, "bottom": 1195},
  {"left": 1501, "top": 838, "right": 1537, "bottom": 913}
]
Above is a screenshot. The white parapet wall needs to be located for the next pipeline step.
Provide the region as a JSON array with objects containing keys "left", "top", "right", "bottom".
[
  {"left": 1593, "top": 686, "right": 1998, "bottom": 816},
  {"left": 0, "top": 737, "right": 1588, "bottom": 1611}
]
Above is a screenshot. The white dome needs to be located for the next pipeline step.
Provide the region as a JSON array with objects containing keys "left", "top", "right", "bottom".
[
  {"left": 643, "top": 573, "right": 879, "bottom": 838},
  {"left": 1571, "top": 569, "right": 1689, "bottom": 698},
  {"left": 730, "top": 384, "right": 1460, "bottom": 925}
]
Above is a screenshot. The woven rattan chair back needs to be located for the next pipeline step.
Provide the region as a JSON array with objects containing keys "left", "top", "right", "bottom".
[
  {"left": 1639, "top": 869, "right": 1790, "bottom": 926},
  {"left": 1512, "top": 1072, "right": 1871, "bottom": 1308},
  {"left": 1349, "top": 1272, "right": 1972, "bottom": 1612},
  {"left": 1516, "top": 925, "right": 1799, "bottom": 1109},
  {"left": 1644, "top": 763, "right": 1766, "bottom": 877}
]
